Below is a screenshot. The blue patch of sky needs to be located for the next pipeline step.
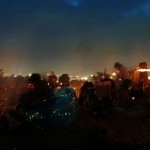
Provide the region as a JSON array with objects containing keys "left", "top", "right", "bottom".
[
  {"left": 66, "top": 0, "right": 81, "bottom": 7},
  {"left": 122, "top": 0, "right": 150, "bottom": 17}
]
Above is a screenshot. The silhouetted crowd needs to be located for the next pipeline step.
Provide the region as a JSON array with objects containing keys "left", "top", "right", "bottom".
[
  {"left": 0, "top": 62, "right": 150, "bottom": 131},
  {"left": 78, "top": 62, "right": 150, "bottom": 118}
]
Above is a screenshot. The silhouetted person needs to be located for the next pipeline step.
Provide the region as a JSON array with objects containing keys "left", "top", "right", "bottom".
[
  {"left": 114, "top": 62, "right": 131, "bottom": 89},
  {"left": 59, "top": 73, "right": 70, "bottom": 87},
  {"left": 78, "top": 81, "right": 93, "bottom": 106},
  {"left": 103, "top": 78, "right": 116, "bottom": 105},
  {"left": 115, "top": 79, "right": 132, "bottom": 111},
  {"left": 16, "top": 73, "right": 52, "bottom": 118},
  {"left": 48, "top": 71, "right": 58, "bottom": 90}
]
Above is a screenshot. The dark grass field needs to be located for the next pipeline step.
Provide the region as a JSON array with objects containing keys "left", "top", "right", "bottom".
[{"left": 0, "top": 107, "right": 150, "bottom": 150}]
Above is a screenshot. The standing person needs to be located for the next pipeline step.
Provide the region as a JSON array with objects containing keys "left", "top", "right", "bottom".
[
  {"left": 115, "top": 79, "right": 132, "bottom": 111},
  {"left": 114, "top": 62, "right": 131, "bottom": 89}
]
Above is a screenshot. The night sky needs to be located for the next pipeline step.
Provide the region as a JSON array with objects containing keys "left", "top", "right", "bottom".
[{"left": 0, "top": 0, "right": 150, "bottom": 76}]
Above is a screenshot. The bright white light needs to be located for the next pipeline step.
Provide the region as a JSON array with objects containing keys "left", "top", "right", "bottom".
[
  {"left": 85, "top": 77, "right": 88, "bottom": 80},
  {"left": 112, "top": 72, "right": 116, "bottom": 76},
  {"left": 90, "top": 74, "right": 93, "bottom": 77},
  {"left": 81, "top": 77, "right": 88, "bottom": 80},
  {"left": 137, "top": 69, "right": 150, "bottom": 72},
  {"left": 28, "top": 73, "right": 32, "bottom": 77}
]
